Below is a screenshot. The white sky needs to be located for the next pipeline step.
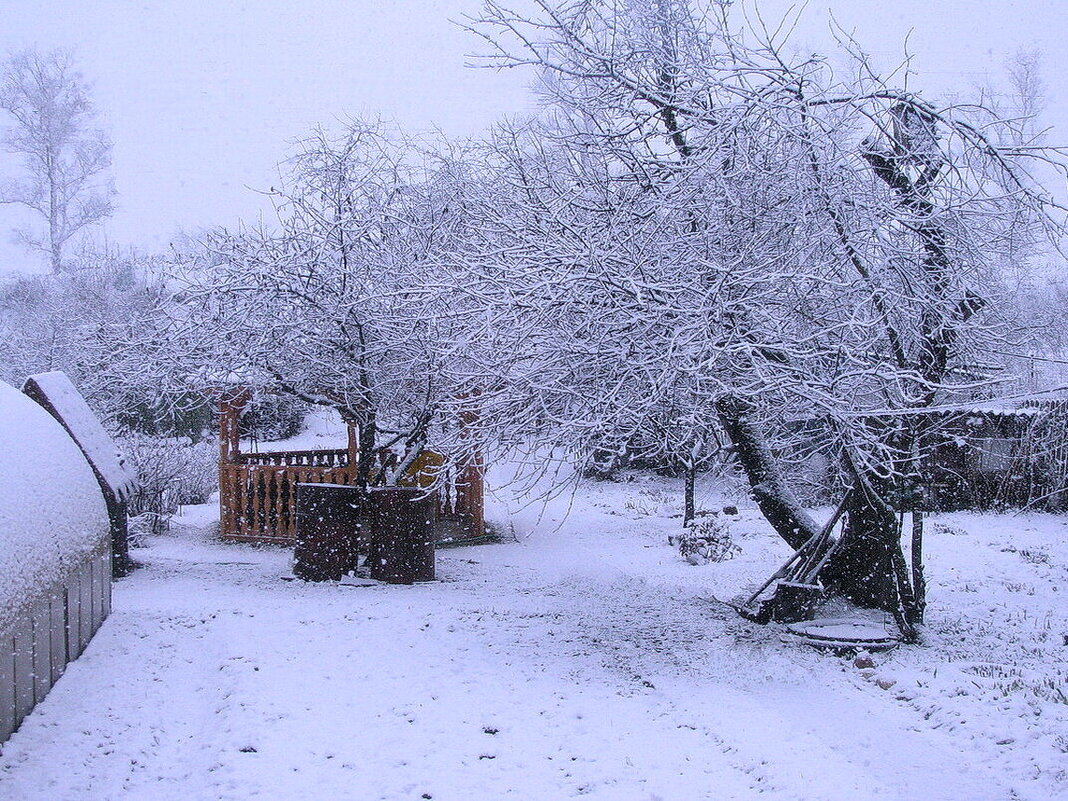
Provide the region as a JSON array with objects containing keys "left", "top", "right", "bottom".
[{"left": 0, "top": 0, "right": 1064, "bottom": 274}]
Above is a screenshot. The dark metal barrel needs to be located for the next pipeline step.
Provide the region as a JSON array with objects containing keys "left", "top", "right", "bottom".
[
  {"left": 366, "top": 487, "right": 437, "bottom": 584},
  {"left": 294, "top": 483, "right": 361, "bottom": 581}
]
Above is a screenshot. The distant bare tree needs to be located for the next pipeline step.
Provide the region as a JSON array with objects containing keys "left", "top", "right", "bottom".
[
  {"left": 0, "top": 50, "right": 114, "bottom": 273},
  {"left": 1006, "top": 47, "right": 1046, "bottom": 136}
]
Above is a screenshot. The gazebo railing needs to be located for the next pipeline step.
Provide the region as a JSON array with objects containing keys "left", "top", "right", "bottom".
[
  {"left": 219, "top": 460, "right": 358, "bottom": 543},
  {"left": 235, "top": 448, "right": 350, "bottom": 469},
  {"left": 219, "top": 449, "right": 483, "bottom": 545}
]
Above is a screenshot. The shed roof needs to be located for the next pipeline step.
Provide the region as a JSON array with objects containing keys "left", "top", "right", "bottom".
[{"left": 22, "top": 371, "right": 138, "bottom": 502}]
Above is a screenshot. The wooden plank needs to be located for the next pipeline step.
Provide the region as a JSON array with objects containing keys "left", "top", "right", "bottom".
[
  {"left": 66, "top": 581, "right": 81, "bottom": 661},
  {"left": 78, "top": 560, "right": 93, "bottom": 653},
  {"left": 32, "top": 599, "right": 52, "bottom": 704},
  {"left": 260, "top": 469, "right": 271, "bottom": 540},
  {"left": 102, "top": 550, "right": 112, "bottom": 620},
  {"left": 89, "top": 550, "right": 100, "bottom": 632},
  {"left": 275, "top": 469, "right": 285, "bottom": 540},
  {"left": 92, "top": 548, "right": 106, "bottom": 631},
  {"left": 264, "top": 470, "right": 274, "bottom": 540},
  {"left": 269, "top": 469, "right": 281, "bottom": 540},
  {"left": 0, "top": 628, "right": 15, "bottom": 743},
  {"left": 239, "top": 468, "right": 252, "bottom": 540},
  {"left": 228, "top": 466, "right": 239, "bottom": 539},
  {"left": 232, "top": 466, "right": 243, "bottom": 536},
  {"left": 251, "top": 468, "right": 262, "bottom": 541},
  {"left": 219, "top": 465, "right": 231, "bottom": 538},
  {"left": 49, "top": 592, "right": 67, "bottom": 685},
  {"left": 263, "top": 469, "right": 272, "bottom": 536},
  {"left": 288, "top": 471, "right": 299, "bottom": 540},
  {"left": 13, "top": 612, "right": 34, "bottom": 728}
]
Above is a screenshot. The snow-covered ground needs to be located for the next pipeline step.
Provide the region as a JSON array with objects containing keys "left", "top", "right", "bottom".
[{"left": 1, "top": 470, "right": 1066, "bottom": 800}]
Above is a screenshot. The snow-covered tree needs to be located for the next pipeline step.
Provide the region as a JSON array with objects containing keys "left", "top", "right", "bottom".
[
  {"left": 460, "top": 0, "right": 1067, "bottom": 633},
  {"left": 0, "top": 245, "right": 172, "bottom": 430},
  {"left": 167, "top": 120, "right": 476, "bottom": 485}
]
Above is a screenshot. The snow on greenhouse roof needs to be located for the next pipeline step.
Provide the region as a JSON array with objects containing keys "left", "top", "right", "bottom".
[
  {"left": 0, "top": 380, "right": 109, "bottom": 629},
  {"left": 22, "top": 371, "right": 138, "bottom": 502}
]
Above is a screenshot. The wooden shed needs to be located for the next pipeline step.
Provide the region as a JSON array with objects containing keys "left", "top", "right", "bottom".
[
  {"left": 813, "top": 401, "right": 1068, "bottom": 511},
  {"left": 216, "top": 390, "right": 485, "bottom": 545},
  {"left": 911, "top": 403, "right": 1068, "bottom": 510}
]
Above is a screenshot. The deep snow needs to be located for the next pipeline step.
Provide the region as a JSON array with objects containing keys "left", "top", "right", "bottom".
[{"left": 0, "top": 471, "right": 1065, "bottom": 800}]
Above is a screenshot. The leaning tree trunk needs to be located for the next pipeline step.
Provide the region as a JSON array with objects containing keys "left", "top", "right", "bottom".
[
  {"left": 714, "top": 395, "right": 820, "bottom": 551},
  {"left": 715, "top": 394, "right": 915, "bottom": 631}
]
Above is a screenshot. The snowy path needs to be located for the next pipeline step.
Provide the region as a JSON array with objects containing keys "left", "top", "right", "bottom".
[{"left": 1, "top": 479, "right": 1065, "bottom": 800}]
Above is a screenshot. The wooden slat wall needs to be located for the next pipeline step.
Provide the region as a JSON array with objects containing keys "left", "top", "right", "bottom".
[{"left": 0, "top": 544, "right": 111, "bottom": 746}]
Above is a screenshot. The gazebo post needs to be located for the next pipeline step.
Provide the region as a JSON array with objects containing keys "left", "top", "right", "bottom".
[
  {"left": 457, "top": 395, "right": 485, "bottom": 538},
  {"left": 218, "top": 388, "right": 250, "bottom": 539},
  {"left": 218, "top": 388, "right": 248, "bottom": 465},
  {"left": 346, "top": 420, "right": 359, "bottom": 478}
]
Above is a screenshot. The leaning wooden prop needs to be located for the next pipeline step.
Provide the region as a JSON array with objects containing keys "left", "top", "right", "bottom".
[{"left": 733, "top": 488, "right": 925, "bottom": 647}]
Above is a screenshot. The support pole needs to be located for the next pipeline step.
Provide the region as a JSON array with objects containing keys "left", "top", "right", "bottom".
[{"left": 911, "top": 509, "right": 925, "bottom": 623}]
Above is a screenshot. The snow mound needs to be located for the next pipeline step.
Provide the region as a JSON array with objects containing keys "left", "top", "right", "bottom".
[{"left": 0, "top": 380, "right": 109, "bottom": 629}]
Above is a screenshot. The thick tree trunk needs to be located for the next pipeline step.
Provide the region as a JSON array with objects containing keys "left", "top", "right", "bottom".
[
  {"left": 683, "top": 462, "right": 696, "bottom": 527},
  {"left": 820, "top": 487, "right": 899, "bottom": 607}
]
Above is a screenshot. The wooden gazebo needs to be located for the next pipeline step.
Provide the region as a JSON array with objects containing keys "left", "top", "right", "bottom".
[{"left": 217, "top": 390, "right": 484, "bottom": 544}]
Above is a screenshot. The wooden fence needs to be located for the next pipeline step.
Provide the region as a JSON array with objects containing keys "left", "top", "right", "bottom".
[
  {"left": 219, "top": 449, "right": 358, "bottom": 543},
  {"left": 0, "top": 543, "right": 111, "bottom": 745},
  {"left": 219, "top": 449, "right": 484, "bottom": 544},
  {"left": 216, "top": 392, "right": 485, "bottom": 545}
]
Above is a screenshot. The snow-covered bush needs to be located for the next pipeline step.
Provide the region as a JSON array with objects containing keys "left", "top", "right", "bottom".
[
  {"left": 668, "top": 515, "right": 740, "bottom": 565},
  {"left": 122, "top": 435, "right": 217, "bottom": 537}
]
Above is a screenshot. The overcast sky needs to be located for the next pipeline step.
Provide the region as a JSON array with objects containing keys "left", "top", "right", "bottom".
[{"left": 0, "top": 0, "right": 1064, "bottom": 274}]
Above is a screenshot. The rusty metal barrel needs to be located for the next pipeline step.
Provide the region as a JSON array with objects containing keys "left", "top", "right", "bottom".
[
  {"left": 294, "top": 483, "right": 361, "bottom": 581},
  {"left": 366, "top": 487, "right": 437, "bottom": 584}
]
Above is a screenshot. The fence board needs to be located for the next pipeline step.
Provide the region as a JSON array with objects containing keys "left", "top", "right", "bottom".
[
  {"left": 2, "top": 544, "right": 112, "bottom": 746},
  {"left": 0, "top": 631, "right": 14, "bottom": 742},
  {"left": 253, "top": 470, "right": 261, "bottom": 536},
  {"left": 65, "top": 583, "right": 81, "bottom": 662},
  {"left": 32, "top": 600, "right": 51, "bottom": 703},
  {"left": 101, "top": 551, "right": 112, "bottom": 620},
  {"left": 49, "top": 592, "right": 66, "bottom": 685},
  {"left": 77, "top": 561, "right": 93, "bottom": 654},
  {"left": 13, "top": 613, "right": 34, "bottom": 726},
  {"left": 91, "top": 552, "right": 105, "bottom": 630}
]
